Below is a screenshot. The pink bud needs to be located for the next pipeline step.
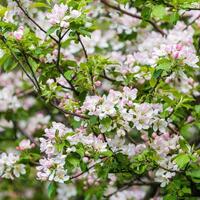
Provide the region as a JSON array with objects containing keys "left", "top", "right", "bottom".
[
  {"left": 152, "top": 132, "right": 157, "bottom": 138},
  {"left": 16, "top": 146, "right": 21, "bottom": 151},
  {"left": 141, "top": 134, "right": 148, "bottom": 141},
  {"left": 173, "top": 52, "right": 179, "bottom": 59},
  {"left": 163, "top": 132, "right": 170, "bottom": 140},
  {"left": 188, "top": 78, "right": 194, "bottom": 85},
  {"left": 75, "top": 110, "right": 82, "bottom": 115},
  {"left": 83, "top": 157, "right": 89, "bottom": 163},
  {"left": 176, "top": 44, "right": 182, "bottom": 51},
  {"left": 127, "top": 101, "right": 133, "bottom": 106},
  {"left": 13, "top": 26, "right": 24, "bottom": 40},
  {"left": 95, "top": 81, "right": 102, "bottom": 87},
  {"left": 187, "top": 116, "right": 194, "bottom": 123},
  {"left": 13, "top": 32, "right": 23, "bottom": 40},
  {"left": 88, "top": 177, "right": 94, "bottom": 185}
]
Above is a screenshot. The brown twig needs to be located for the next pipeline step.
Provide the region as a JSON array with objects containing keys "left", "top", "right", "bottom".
[
  {"left": 104, "top": 179, "right": 159, "bottom": 198},
  {"left": 184, "top": 14, "right": 200, "bottom": 30},
  {"left": 14, "top": 0, "right": 58, "bottom": 43},
  {"left": 54, "top": 34, "right": 79, "bottom": 96},
  {"left": 100, "top": 0, "right": 166, "bottom": 36},
  {"left": 76, "top": 32, "right": 88, "bottom": 60},
  {"left": 49, "top": 101, "right": 89, "bottom": 119},
  {"left": 0, "top": 36, "right": 38, "bottom": 91}
]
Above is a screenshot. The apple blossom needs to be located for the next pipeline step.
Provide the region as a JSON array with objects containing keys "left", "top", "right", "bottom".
[{"left": 0, "top": 0, "right": 200, "bottom": 199}]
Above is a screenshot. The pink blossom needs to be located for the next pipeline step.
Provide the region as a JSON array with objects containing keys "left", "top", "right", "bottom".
[
  {"left": 13, "top": 26, "right": 24, "bottom": 40},
  {"left": 16, "top": 139, "right": 35, "bottom": 151}
]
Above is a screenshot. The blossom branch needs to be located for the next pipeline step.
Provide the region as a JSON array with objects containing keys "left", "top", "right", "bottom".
[
  {"left": 54, "top": 33, "right": 79, "bottom": 96},
  {"left": 100, "top": 0, "right": 166, "bottom": 36},
  {"left": 104, "top": 179, "right": 159, "bottom": 198},
  {"left": 14, "top": 0, "right": 58, "bottom": 43},
  {"left": 1, "top": 36, "right": 88, "bottom": 120},
  {"left": 0, "top": 36, "right": 39, "bottom": 91},
  {"left": 20, "top": 48, "right": 41, "bottom": 92}
]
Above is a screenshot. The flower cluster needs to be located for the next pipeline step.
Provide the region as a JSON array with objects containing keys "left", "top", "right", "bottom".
[
  {"left": 37, "top": 121, "right": 110, "bottom": 183},
  {"left": 0, "top": 152, "right": 26, "bottom": 180},
  {"left": 0, "top": 87, "right": 21, "bottom": 112},
  {"left": 108, "top": 135, "right": 146, "bottom": 158},
  {"left": 57, "top": 183, "right": 77, "bottom": 200},
  {"left": 150, "top": 133, "right": 180, "bottom": 187},
  {"left": 46, "top": 3, "right": 81, "bottom": 28},
  {"left": 82, "top": 87, "right": 168, "bottom": 133},
  {"left": 37, "top": 122, "right": 72, "bottom": 183},
  {"left": 37, "top": 154, "right": 69, "bottom": 183},
  {"left": 0, "top": 71, "right": 34, "bottom": 112}
]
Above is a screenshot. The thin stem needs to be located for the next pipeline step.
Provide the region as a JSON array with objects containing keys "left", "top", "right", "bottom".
[
  {"left": 184, "top": 14, "right": 200, "bottom": 30},
  {"left": 168, "top": 124, "right": 179, "bottom": 135},
  {"left": 76, "top": 32, "right": 96, "bottom": 93},
  {"left": 1, "top": 36, "right": 87, "bottom": 120},
  {"left": 49, "top": 101, "right": 89, "bottom": 119},
  {"left": 14, "top": 0, "right": 58, "bottom": 43},
  {"left": 76, "top": 32, "right": 88, "bottom": 60},
  {"left": 105, "top": 179, "right": 159, "bottom": 198},
  {"left": 61, "top": 29, "right": 70, "bottom": 40},
  {"left": 20, "top": 48, "right": 41, "bottom": 92},
  {"left": 125, "top": 131, "right": 137, "bottom": 145},
  {"left": 55, "top": 34, "right": 79, "bottom": 95},
  {"left": 70, "top": 160, "right": 103, "bottom": 180},
  {"left": 57, "top": 82, "right": 73, "bottom": 90},
  {"left": 0, "top": 37, "right": 38, "bottom": 91}
]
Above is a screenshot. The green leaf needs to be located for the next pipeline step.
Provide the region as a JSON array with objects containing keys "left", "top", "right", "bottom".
[
  {"left": 169, "top": 12, "right": 179, "bottom": 25},
  {"left": 100, "top": 117, "right": 112, "bottom": 129},
  {"left": 30, "top": 2, "right": 50, "bottom": 9},
  {"left": 0, "top": 54, "right": 18, "bottom": 71},
  {"left": 179, "top": 139, "right": 190, "bottom": 152},
  {"left": 63, "top": 60, "right": 78, "bottom": 67},
  {"left": 152, "top": 5, "right": 167, "bottom": 19},
  {"left": 67, "top": 153, "right": 81, "bottom": 167},
  {"left": 47, "top": 182, "right": 56, "bottom": 198},
  {"left": 28, "top": 57, "right": 39, "bottom": 72},
  {"left": 141, "top": 7, "right": 152, "bottom": 20},
  {"left": 187, "top": 169, "right": 200, "bottom": 183},
  {"left": 174, "top": 154, "right": 190, "bottom": 169},
  {"left": 76, "top": 143, "right": 85, "bottom": 158},
  {"left": 150, "top": 78, "right": 157, "bottom": 87},
  {"left": 46, "top": 25, "right": 59, "bottom": 36},
  {"left": 0, "top": 5, "right": 7, "bottom": 17},
  {"left": 89, "top": 116, "right": 98, "bottom": 125},
  {"left": 157, "top": 58, "right": 172, "bottom": 72},
  {"left": 152, "top": 69, "right": 163, "bottom": 79},
  {"left": 64, "top": 70, "right": 74, "bottom": 80},
  {"left": 100, "top": 150, "right": 113, "bottom": 157},
  {"left": 195, "top": 105, "right": 200, "bottom": 114}
]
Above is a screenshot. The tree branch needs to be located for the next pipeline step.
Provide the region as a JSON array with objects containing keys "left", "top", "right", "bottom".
[
  {"left": 104, "top": 179, "right": 159, "bottom": 198},
  {"left": 54, "top": 34, "right": 79, "bottom": 96},
  {"left": 100, "top": 0, "right": 166, "bottom": 36},
  {"left": 14, "top": 0, "right": 58, "bottom": 43},
  {"left": 0, "top": 36, "right": 38, "bottom": 91},
  {"left": 76, "top": 32, "right": 88, "bottom": 60}
]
